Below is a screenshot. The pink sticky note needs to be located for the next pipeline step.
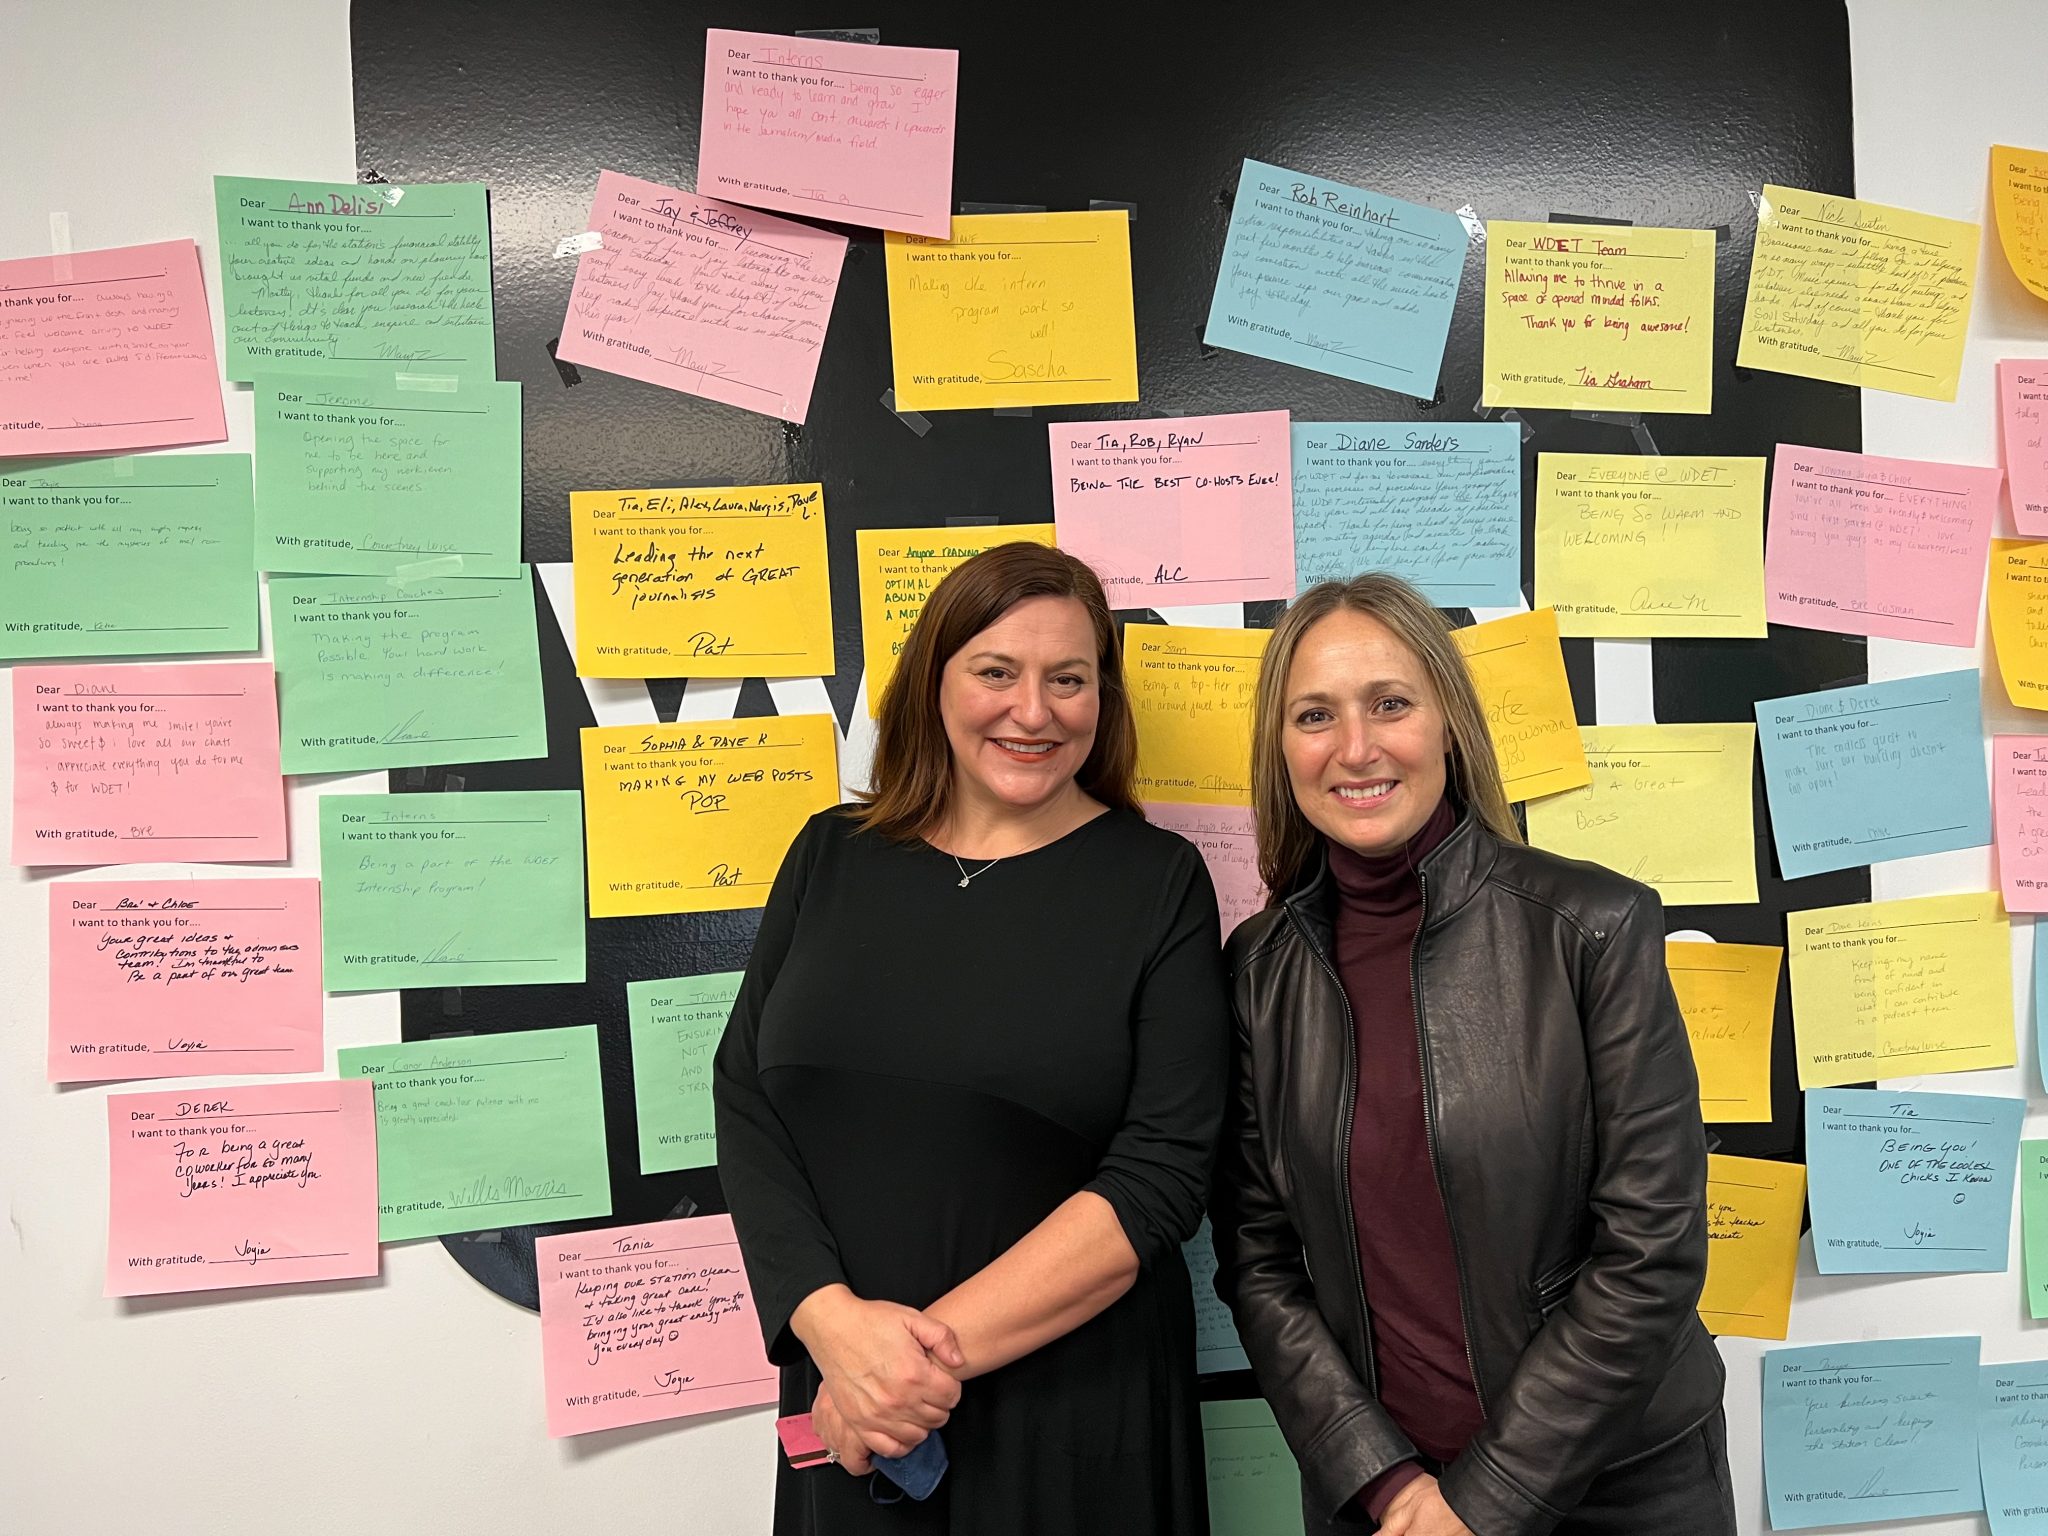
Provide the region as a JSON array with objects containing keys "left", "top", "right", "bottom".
[
  {"left": 1995, "top": 737, "right": 2048, "bottom": 913},
  {"left": 49, "top": 877, "right": 321, "bottom": 1082},
  {"left": 2001, "top": 360, "right": 2048, "bottom": 537},
  {"left": 557, "top": 170, "right": 848, "bottom": 423},
  {"left": 537, "top": 1213, "right": 779, "bottom": 1436},
  {"left": 1145, "top": 801, "right": 1269, "bottom": 938},
  {"left": 776, "top": 1413, "right": 832, "bottom": 1467},
  {"left": 0, "top": 239, "right": 226, "bottom": 457},
  {"left": 1051, "top": 411, "right": 1297, "bottom": 608},
  {"left": 1763, "top": 443, "right": 2002, "bottom": 646},
  {"left": 698, "top": 29, "right": 958, "bottom": 238},
  {"left": 106, "top": 1078, "right": 379, "bottom": 1296},
  {"left": 11, "top": 661, "right": 286, "bottom": 867}
]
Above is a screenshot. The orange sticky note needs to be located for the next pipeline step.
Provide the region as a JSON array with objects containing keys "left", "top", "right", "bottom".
[
  {"left": 1992, "top": 144, "right": 2048, "bottom": 305},
  {"left": 1699, "top": 1155, "right": 1804, "bottom": 1340}
]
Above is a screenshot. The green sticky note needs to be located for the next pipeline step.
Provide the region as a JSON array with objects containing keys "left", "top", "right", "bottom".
[
  {"left": 272, "top": 568, "right": 546, "bottom": 773},
  {"left": 1202, "top": 1399, "right": 1303, "bottom": 1534},
  {"left": 628, "top": 972, "right": 740, "bottom": 1173},
  {"left": 1, "top": 455, "right": 257, "bottom": 659},
  {"left": 339, "top": 1025, "right": 611, "bottom": 1240},
  {"left": 2026, "top": 1139, "right": 2048, "bottom": 1320},
  {"left": 213, "top": 175, "right": 495, "bottom": 381},
  {"left": 319, "top": 790, "right": 586, "bottom": 990},
  {"left": 253, "top": 372, "right": 522, "bottom": 577}
]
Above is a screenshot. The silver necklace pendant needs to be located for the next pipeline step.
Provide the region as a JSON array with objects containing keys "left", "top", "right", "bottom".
[
  {"left": 950, "top": 852, "right": 1001, "bottom": 888},
  {"left": 957, "top": 875, "right": 972, "bottom": 888}
]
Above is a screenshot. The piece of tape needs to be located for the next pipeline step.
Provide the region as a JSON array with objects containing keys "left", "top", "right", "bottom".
[
  {"left": 959, "top": 202, "right": 1046, "bottom": 214},
  {"left": 392, "top": 553, "right": 466, "bottom": 582},
  {"left": 554, "top": 230, "right": 601, "bottom": 259},
  {"left": 664, "top": 1192, "right": 701, "bottom": 1221},
  {"left": 545, "top": 338, "right": 583, "bottom": 387},
  {"left": 384, "top": 187, "right": 404, "bottom": 205},
  {"left": 945, "top": 515, "right": 998, "bottom": 527},
  {"left": 441, "top": 989, "right": 464, "bottom": 1017},
  {"left": 444, "top": 773, "right": 466, "bottom": 792},
  {"left": 795, "top": 26, "right": 879, "bottom": 43},
  {"left": 1474, "top": 399, "right": 1537, "bottom": 444},
  {"left": 880, "top": 387, "right": 932, "bottom": 436},
  {"left": 992, "top": 405, "right": 1033, "bottom": 418},
  {"left": 394, "top": 371, "right": 459, "bottom": 393},
  {"left": 1455, "top": 204, "right": 1484, "bottom": 244},
  {"left": 403, "top": 766, "right": 428, "bottom": 789},
  {"left": 1088, "top": 199, "right": 1138, "bottom": 222},
  {"left": 1194, "top": 323, "right": 1219, "bottom": 359},
  {"left": 1630, "top": 420, "right": 1661, "bottom": 456},
  {"left": 1549, "top": 210, "right": 1633, "bottom": 226},
  {"left": 48, "top": 212, "right": 72, "bottom": 283},
  {"left": 1570, "top": 409, "right": 1644, "bottom": 427}
]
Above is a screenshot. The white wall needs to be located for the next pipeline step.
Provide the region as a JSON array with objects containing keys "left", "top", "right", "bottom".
[{"left": 0, "top": 2, "right": 2040, "bottom": 1532}]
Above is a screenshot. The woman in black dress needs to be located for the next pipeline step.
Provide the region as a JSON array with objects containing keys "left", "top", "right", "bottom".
[{"left": 713, "top": 541, "right": 1230, "bottom": 1534}]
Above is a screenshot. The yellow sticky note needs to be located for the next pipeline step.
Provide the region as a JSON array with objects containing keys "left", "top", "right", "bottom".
[
  {"left": 581, "top": 718, "right": 840, "bottom": 917},
  {"left": 1992, "top": 145, "right": 2048, "bottom": 305},
  {"left": 1989, "top": 539, "right": 2048, "bottom": 710},
  {"left": 1482, "top": 221, "right": 1716, "bottom": 413},
  {"left": 1535, "top": 454, "right": 1766, "bottom": 638},
  {"left": 1526, "top": 725, "right": 1758, "bottom": 905},
  {"left": 884, "top": 211, "right": 1138, "bottom": 411},
  {"left": 569, "top": 484, "right": 832, "bottom": 678},
  {"left": 1667, "top": 941, "right": 1782, "bottom": 1123},
  {"left": 1128, "top": 624, "right": 1269, "bottom": 806},
  {"left": 1738, "top": 184, "right": 1980, "bottom": 402},
  {"left": 1699, "top": 1154, "right": 1804, "bottom": 1341},
  {"left": 856, "top": 523, "right": 1057, "bottom": 714},
  {"left": 1451, "top": 608, "right": 1590, "bottom": 803},
  {"left": 1788, "top": 891, "right": 2015, "bottom": 1089}
]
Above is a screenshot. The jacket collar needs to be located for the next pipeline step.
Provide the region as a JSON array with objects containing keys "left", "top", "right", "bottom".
[{"left": 1282, "top": 800, "right": 1498, "bottom": 949}]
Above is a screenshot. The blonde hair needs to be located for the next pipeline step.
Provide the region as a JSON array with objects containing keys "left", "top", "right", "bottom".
[{"left": 1251, "top": 574, "right": 1523, "bottom": 895}]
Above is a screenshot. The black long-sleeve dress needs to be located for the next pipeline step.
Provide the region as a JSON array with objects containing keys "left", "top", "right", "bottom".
[{"left": 713, "top": 805, "right": 1230, "bottom": 1535}]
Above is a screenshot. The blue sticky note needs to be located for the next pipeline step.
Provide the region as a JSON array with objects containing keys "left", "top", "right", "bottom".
[
  {"left": 1806, "top": 1088, "right": 2025, "bottom": 1275},
  {"left": 1982, "top": 1361, "right": 2048, "bottom": 1535},
  {"left": 1205, "top": 158, "right": 1468, "bottom": 395},
  {"left": 1755, "top": 669, "right": 1991, "bottom": 879},
  {"left": 1290, "top": 422, "right": 1523, "bottom": 603},
  {"left": 1182, "top": 1217, "right": 1251, "bottom": 1375},
  {"left": 1762, "top": 1336, "right": 1983, "bottom": 1529}
]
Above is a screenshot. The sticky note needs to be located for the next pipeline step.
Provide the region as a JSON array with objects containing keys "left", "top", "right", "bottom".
[
  {"left": 11, "top": 660, "right": 285, "bottom": 867},
  {"left": 1524, "top": 725, "right": 1758, "bottom": 906},
  {"left": 1484, "top": 222, "right": 1717, "bottom": 413},
  {"left": 538, "top": 1214, "right": 777, "bottom": 1436},
  {"left": 581, "top": 719, "right": 840, "bottom": 917},
  {"left": 50, "top": 877, "right": 320, "bottom": 1083},
  {"left": 1999, "top": 361, "right": 2048, "bottom": 537},
  {"left": 1990, "top": 540, "right": 2048, "bottom": 710},
  {"left": 569, "top": 483, "right": 831, "bottom": 678},
  {"left": 1992, "top": 144, "right": 2048, "bottom": 305},
  {"left": 885, "top": 211, "right": 1137, "bottom": 411},
  {"left": 319, "top": 791, "right": 586, "bottom": 990},
  {"left": 214, "top": 175, "right": 494, "bottom": 380},
  {"left": 0, "top": 239, "right": 225, "bottom": 456},
  {"left": 556, "top": 170, "right": 848, "bottom": 423},
  {"left": 1127, "top": 625, "right": 1269, "bottom": 807},
  {"left": 698, "top": 29, "right": 957, "bottom": 238},
  {"left": 1788, "top": 892, "right": 2014, "bottom": 1089},
  {"left": 105, "top": 1078, "right": 378, "bottom": 1297},
  {"left": 340, "top": 1026, "right": 610, "bottom": 1241},
  {"left": 1739, "top": 184, "right": 1979, "bottom": 401},
  {"left": 1980, "top": 1359, "right": 2048, "bottom": 1534},
  {"left": 1451, "top": 609, "right": 1589, "bottom": 803},
  {"left": 253, "top": 372, "right": 522, "bottom": 578},
  {"left": 1806, "top": 1088, "right": 2025, "bottom": 1274},
  {"left": 1996, "top": 738, "right": 2048, "bottom": 912},
  {"left": 1698, "top": 1154, "right": 1803, "bottom": 1340},
  {"left": 1051, "top": 412, "right": 1295, "bottom": 608},
  {"left": 1290, "top": 422, "right": 1521, "bottom": 603},
  {"left": 1181, "top": 1218, "right": 1252, "bottom": 1378},
  {"left": 1765, "top": 444, "right": 2001, "bottom": 647},
  {"left": 1667, "top": 941, "right": 1780, "bottom": 1123},
  {"left": 1203, "top": 1399, "right": 1304, "bottom": 1535},
  {"left": 1755, "top": 670, "right": 1991, "bottom": 879},
  {"left": 629, "top": 973, "right": 739, "bottom": 1174},
  {"left": 1534, "top": 453, "right": 1766, "bottom": 638},
  {"left": 856, "top": 523, "right": 1057, "bottom": 713},
  {"left": 1762, "top": 1336, "right": 1983, "bottom": 1529},
  {"left": 2024, "top": 1142, "right": 2048, "bottom": 1319},
  {"left": 1145, "top": 802, "right": 1267, "bottom": 939},
  {"left": 0, "top": 455, "right": 257, "bottom": 660},
  {"left": 1205, "top": 159, "right": 1466, "bottom": 395}
]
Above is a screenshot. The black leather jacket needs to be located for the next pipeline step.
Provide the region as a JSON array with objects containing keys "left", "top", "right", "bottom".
[{"left": 1211, "top": 809, "right": 1724, "bottom": 1535}]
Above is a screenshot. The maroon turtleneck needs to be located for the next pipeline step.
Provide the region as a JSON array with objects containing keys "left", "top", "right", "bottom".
[{"left": 1326, "top": 793, "right": 1484, "bottom": 1520}]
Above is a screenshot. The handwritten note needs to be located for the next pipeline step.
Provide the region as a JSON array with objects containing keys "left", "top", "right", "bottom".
[
  {"left": 339, "top": 1026, "right": 610, "bottom": 1241},
  {"left": 1667, "top": 941, "right": 1780, "bottom": 1123},
  {"left": 885, "top": 211, "right": 1137, "bottom": 411},
  {"left": 855, "top": 523, "right": 1057, "bottom": 713},
  {"left": 581, "top": 719, "right": 839, "bottom": 917},
  {"left": 1182, "top": 1217, "right": 1252, "bottom": 1374},
  {"left": 1, "top": 454, "right": 256, "bottom": 659},
  {"left": 1980, "top": 1360, "right": 2048, "bottom": 1535},
  {"left": 698, "top": 28, "right": 957, "bottom": 237},
  {"left": 50, "top": 878, "right": 320, "bottom": 1083},
  {"left": 1699, "top": 1154, "right": 1803, "bottom": 1340},
  {"left": 11, "top": 660, "right": 284, "bottom": 867},
  {"left": 538, "top": 1213, "right": 777, "bottom": 1437},
  {"left": 1050, "top": 411, "right": 1294, "bottom": 607},
  {"left": 214, "top": 175, "right": 494, "bottom": 379},
  {"left": 1204, "top": 158, "right": 1466, "bottom": 394},
  {"left": 1290, "top": 422, "right": 1520, "bottom": 602},
  {"left": 1524, "top": 725, "right": 1757, "bottom": 905},
  {"left": 1127, "top": 625, "right": 1269, "bottom": 807},
  {"left": 1764, "top": 443, "right": 2000, "bottom": 646},
  {"left": 1534, "top": 453, "right": 1765, "bottom": 637},
  {"left": 1739, "top": 184, "right": 1979, "bottom": 401},
  {"left": 629, "top": 973, "right": 739, "bottom": 1174},
  {"left": 319, "top": 790, "right": 586, "bottom": 990},
  {"left": 2025, "top": 1142, "right": 2048, "bottom": 1320},
  {"left": 1484, "top": 222, "right": 1716, "bottom": 413},
  {"left": 1993, "top": 145, "right": 2048, "bottom": 305},
  {"left": 1788, "top": 891, "right": 2013, "bottom": 1089},
  {"left": 1991, "top": 539, "right": 2048, "bottom": 711},
  {"left": 569, "top": 483, "right": 831, "bottom": 678},
  {"left": 1996, "top": 738, "right": 2048, "bottom": 912},
  {"left": 557, "top": 170, "right": 847, "bottom": 423},
  {"left": 0, "top": 238, "right": 225, "bottom": 456},
  {"left": 2000, "top": 361, "right": 2048, "bottom": 537},
  {"left": 1806, "top": 1088, "right": 2025, "bottom": 1275},
  {"left": 1450, "top": 609, "right": 1589, "bottom": 803},
  {"left": 1144, "top": 802, "right": 1267, "bottom": 939},
  {"left": 1203, "top": 1399, "right": 1304, "bottom": 1536}
]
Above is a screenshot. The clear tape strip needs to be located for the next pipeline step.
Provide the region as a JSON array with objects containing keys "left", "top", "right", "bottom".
[
  {"left": 880, "top": 388, "right": 932, "bottom": 436},
  {"left": 391, "top": 554, "right": 466, "bottom": 582},
  {"left": 1088, "top": 199, "right": 1138, "bottom": 222},
  {"left": 48, "top": 212, "right": 72, "bottom": 283},
  {"left": 554, "top": 231, "right": 602, "bottom": 259},
  {"left": 394, "top": 371, "right": 459, "bottom": 393},
  {"left": 958, "top": 201, "right": 1046, "bottom": 214}
]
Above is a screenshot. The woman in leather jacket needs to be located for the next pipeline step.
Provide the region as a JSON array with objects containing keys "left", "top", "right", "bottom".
[{"left": 1211, "top": 574, "right": 1733, "bottom": 1536}]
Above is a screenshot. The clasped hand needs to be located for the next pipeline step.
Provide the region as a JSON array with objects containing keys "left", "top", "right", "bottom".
[
  {"left": 1378, "top": 1473, "right": 1476, "bottom": 1536},
  {"left": 794, "top": 1286, "right": 964, "bottom": 1477}
]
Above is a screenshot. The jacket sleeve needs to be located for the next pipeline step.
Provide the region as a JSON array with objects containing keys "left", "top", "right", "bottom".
[{"left": 1438, "top": 888, "right": 1710, "bottom": 1536}]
